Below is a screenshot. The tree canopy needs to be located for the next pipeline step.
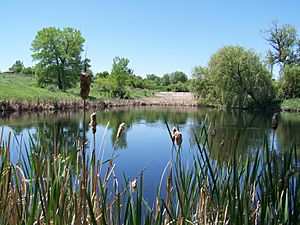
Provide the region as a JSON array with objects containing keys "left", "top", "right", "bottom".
[
  {"left": 263, "top": 21, "right": 299, "bottom": 73},
  {"left": 9, "top": 60, "right": 24, "bottom": 73},
  {"left": 191, "top": 45, "right": 276, "bottom": 108},
  {"left": 31, "top": 27, "right": 85, "bottom": 90}
]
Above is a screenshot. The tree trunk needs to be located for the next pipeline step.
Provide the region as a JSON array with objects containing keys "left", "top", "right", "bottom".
[{"left": 57, "top": 72, "right": 63, "bottom": 90}]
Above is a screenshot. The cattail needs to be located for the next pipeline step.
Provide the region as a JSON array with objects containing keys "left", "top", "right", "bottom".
[
  {"left": 172, "top": 126, "right": 177, "bottom": 134},
  {"left": 271, "top": 112, "right": 280, "bottom": 131},
  {"left": 80, "top": 71, "right": 91, "bottom": 100},
  {"left": 131, "top": 178, "right": 137, "bottom": 190},
  {"left": 172, "top": 127, "right": 182, "bottom": 145},
  {"left": 210, "top": 127, "right": 217, "bottom": 138},
  {"left": 116, "top": 122, "right": 125, "bottom": 138},
  {"left": 89, "top": 112, "right": 97, "bottom": 134}
]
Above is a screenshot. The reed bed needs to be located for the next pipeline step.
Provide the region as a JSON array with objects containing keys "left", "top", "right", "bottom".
[{"left": 0, "top": 117, "right": 299, "bottom": 224}]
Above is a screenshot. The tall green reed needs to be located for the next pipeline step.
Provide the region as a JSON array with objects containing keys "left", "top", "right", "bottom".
[{"left": 0, "top": 113, "right": 299, "bottom": 224}]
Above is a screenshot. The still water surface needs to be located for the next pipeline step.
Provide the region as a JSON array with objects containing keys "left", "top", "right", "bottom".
[{"left": 1, "top": 107, "right": 300, "bottom": 202}]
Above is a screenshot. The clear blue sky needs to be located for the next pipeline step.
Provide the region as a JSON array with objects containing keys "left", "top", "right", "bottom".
[{"left": 1, "top": 0, "right": 300, "bottom": 77}]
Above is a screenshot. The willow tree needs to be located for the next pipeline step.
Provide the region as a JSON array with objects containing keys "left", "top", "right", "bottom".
[
  {"left": 31, "top": 27, "right": 85, "bottom": 90},
  {"left": 192, "top": 46, "right": 276, "bottom": 108}
]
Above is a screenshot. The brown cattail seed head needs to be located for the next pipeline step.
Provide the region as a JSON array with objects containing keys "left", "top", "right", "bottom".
[
  {"left": 271, "top": 112, "right": 280, "bottom": 130},
  {"left": 172, "top": 131, "right": 182, "bottom": 145},
  {"left": 89, "top": 112, "right": 97, "bottom": 134},
  {"left": 172, "top": 126, "right": 177, "bottom": 134},
  {"left": 210, "top": 128, "right": 217, "bottom": 138},
  {"left": 116, "top": 122, "right": 125, "bottom": 138},
  {"left": 131, "top": 178, "right": 137, "bottom": 191},
  {"left": 80, "top": 71, "right": 91, "bottom": 100}
]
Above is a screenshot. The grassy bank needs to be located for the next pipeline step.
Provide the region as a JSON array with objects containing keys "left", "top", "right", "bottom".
[
  {"left": 281, "top": 98, "right": 300, "bottom": 112},
  {"left": 0, "top": 74, "right": 80, "bottom": 101},
  {"left": 0, "top": 118, "right": 299, "bottom": 224},
  {"left": 0, "top": 73, "right": 153, "bottom": 101}
]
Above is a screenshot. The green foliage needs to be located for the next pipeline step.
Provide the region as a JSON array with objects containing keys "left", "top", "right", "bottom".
[
  {"left": 143, "top": 79, "right": 159, "bottom": 90},
  {"left": 129, "top": 75, "right": 144, "bottom": 89},
  {"left": 146, "top": 74, "right": 161, "bottom": 86},
  {"left": 161, "top": 73, "right": 171, "bottom": 86},
  {"left": 9, "top": 60, "right": 24, "bottom": 73},
  {"left": 170, "top": 71, "right": 188, "bottom": 84},
  {"left": 278, "top": 65, "right": 300, "bottom": 98},
  {"left": 190, "top": 66, "right": 217, "bottom": 103},
  {"left": 169, "top": 81, "right": 189, "bottom": 92},
  {"left": 192, "top": 46, "right": 276, "bottom": 108},
  {"left": 263, "top": 21, "right": 298, "bottom": 71},
  {"left": 281, "top": 98, "right": 300, "bottom": 111},
  {"left": 21, "top": 66, "right": 35, "bottom": 75},
  {"left": 109, "top": 57, "right": 133, "bottom": 98},
  {"left": 0, "top": 118, "right": 299, "bottom": 224},
  {"left": 95, "top": 71, "right": 109, "bottom": 78},
  {"left": 31, "top": 27, "right": 85, "bottom": 90}
]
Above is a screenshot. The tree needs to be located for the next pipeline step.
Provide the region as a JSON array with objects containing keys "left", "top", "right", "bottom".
[
  {"left": 161, "top": 74, "right": 171, "bottom": 86},
  {"left": 10, "top": 60, "right": 24, "bottom": 73},
  {"left": 278, "top": 65, "right": 300, "bottom": 98},
  {"left": 192, "top": 46, "right": 276, "bottom": 108},
  {"left": 110, "top": 57, "right": 133, "bottom": 98},
  {"left": 263, "top": 21, "right": 298, "bottom": 74},
  {"left": 31, "top": 27, "right": 85, "bottom": 90},
  {"left": 146, "top": 74, "right": 161, "bottom": 86},
  {"left": 95, "top": 71, "right": 109, "bottom": 79},
  {"left": 170, "top": 71, "right": 188, "bottom": 84},
  {"left": 190, "top": 66, "right": 216, "bottom": 102},
  {"left": 22, "top": 67, "right": 35, "bottom": 75}
]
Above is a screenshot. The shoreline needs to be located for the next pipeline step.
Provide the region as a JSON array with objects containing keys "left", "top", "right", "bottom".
[
  {"left": 0, "top": 98, "right": 198, "bottom": 113},
  {"left": 1, "top": 94, "right": 299, "bottom": 113},
  {"left": 0, "top": 92, "right": 199, "bottom": 112}
]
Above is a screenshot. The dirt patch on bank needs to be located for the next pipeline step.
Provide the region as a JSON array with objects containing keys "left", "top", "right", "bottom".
[{"left": 140, "top": 92, "right": 198, "bottom": 106}]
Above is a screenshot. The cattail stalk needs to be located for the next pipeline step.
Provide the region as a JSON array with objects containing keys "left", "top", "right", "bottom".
[{"left": 80, "top": 70, "right": 91, "bottom": 225}]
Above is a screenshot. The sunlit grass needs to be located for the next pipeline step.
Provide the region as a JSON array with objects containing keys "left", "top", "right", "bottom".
[
  {"left": 0, "top": 74, "right": 154, "bottom": 102},
  {"left": 281, "top": 98, "right": 300, "bottom": 111}
]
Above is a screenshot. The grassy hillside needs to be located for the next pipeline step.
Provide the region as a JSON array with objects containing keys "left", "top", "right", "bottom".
[
  {"left": 0, "top": 73, "right": 154, "bottom": 102},
  {"left": 0, "top": 74, "right": 80, "bottom": 101},
  {"left": 0, "top": 74, "right": 121, "bottom": 101}
]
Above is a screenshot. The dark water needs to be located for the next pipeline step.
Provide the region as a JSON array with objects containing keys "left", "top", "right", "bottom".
[{"left": 1, "top": 107, "right": 300, "bottom": 202}]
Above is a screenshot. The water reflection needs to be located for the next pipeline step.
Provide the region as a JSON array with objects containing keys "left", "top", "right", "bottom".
[{"left": 0, "top": 107, "right": 300, "bottom": 169}]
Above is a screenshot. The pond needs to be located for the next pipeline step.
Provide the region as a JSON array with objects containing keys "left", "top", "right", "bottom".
[{"left": 1, "top": 106, "right": 300, "bottom": 203}]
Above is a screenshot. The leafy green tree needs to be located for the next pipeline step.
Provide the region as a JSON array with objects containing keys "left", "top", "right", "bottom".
[
  {"left": 263, "top": 21, "right": 298, "bottom": 73},
  {"left": 161, "top": 74, "right": 171, "bottom": 86},
  {"left": 192, "top": 46, "right": 276, "bottom": 108},
  {"left": 278, "top": 65, "right": 300, "bottom": 98},
  {"left": 190, "top": 66, "right": 217, "bottom": 102},
  {"left": 10, "top": 60, "right": 24, "bottom": 73},
  {"left": 129, "top": 75, "right": 144, "bottom": 89},
  {"left": 95, "top": 71, "right": 109, "bottom": 78},
  {"left": 144, "top": 79, "right": 158, "bottom": 90},
  {"left": 146, "top": 74, "right": 161, "bottom": 86},
  {"left": 170, "top": 71, "right": 188, "bottom": 84},
  {"left": 31, "top": 27, "right": 85, "bottom": 90},
  {"left": 169, "top": 81, "right": 189, "bottom": 92},
  {"left": 110, "top": 57, "right": 133, "bottom": 98},
  {"left": 21, "top": 67, "right": 35, "bottom": 75}
]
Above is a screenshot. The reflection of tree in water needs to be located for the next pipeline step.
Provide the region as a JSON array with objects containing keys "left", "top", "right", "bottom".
[
  {"left": 0, "top": 111, "right": 82, "bottom": 154},
  {"left": 2, "top": 107, "right": 300, "bottom": 159},
  {"left": 96, "top": 107, "right": 198, "bottom": 149},
  {"left": 276, "top": 113, "right": 300, "bottom": 155},
  {"left": 188, "top": 109, "right": 276, "bottom": 165}
]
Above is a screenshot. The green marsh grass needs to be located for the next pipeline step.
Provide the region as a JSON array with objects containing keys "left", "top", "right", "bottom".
[{"left": 0, "top": 118, "right": 299, "bottom": 224}]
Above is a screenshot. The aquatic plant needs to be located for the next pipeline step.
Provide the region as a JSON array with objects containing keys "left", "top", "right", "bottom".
[{"left": 0, "top": 117, "right": 299, "bottom": 224}]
